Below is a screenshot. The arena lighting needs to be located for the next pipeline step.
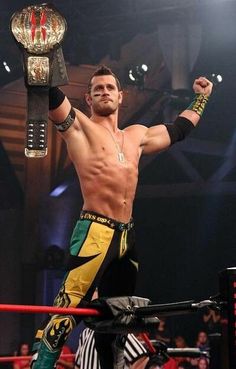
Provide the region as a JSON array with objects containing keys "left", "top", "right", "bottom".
[
  {"left": 128, "top": 64, "right": 149, "bottom": 86},
  {"left": 3, "top": 61, "right": 11, "bottom": 73},
  {"left": 210, "top": 73, "right": 223, "bottom": 86},
  {"left": 50, "top": 183, "right": 68, "bottom": 197}
]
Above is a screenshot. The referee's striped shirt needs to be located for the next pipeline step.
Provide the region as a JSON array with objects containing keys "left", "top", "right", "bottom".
[{"left": 74, "top": 328, "right": 147, "bottom": 369}]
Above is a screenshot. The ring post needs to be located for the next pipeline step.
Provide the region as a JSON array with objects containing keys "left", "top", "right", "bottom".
[{"left": 219, "top": 267, "right": 236, "bottom": 369}]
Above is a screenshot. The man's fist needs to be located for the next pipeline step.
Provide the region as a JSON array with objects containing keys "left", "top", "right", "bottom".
[{"left": 193, "top": 77, "right": 213, "bottom": 97}]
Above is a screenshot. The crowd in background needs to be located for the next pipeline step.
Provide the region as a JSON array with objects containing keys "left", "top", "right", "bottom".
[{"left": 10, "top": 308, "right": 223, "bottom": 369}]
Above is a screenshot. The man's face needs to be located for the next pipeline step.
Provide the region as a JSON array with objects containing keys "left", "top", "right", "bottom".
[{"left": 86, "top": 75, "right": 123, "bottom": 116}]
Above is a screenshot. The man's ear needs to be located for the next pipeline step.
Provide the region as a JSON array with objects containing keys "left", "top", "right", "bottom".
[
  {"left": 118, "top": 91, "right": 123, "bottom": 105},
  {"left": 85, "top": 93, "right": 92, "bottom": 107}
]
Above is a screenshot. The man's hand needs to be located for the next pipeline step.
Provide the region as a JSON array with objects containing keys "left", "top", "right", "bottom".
[{"left": 193, "top": 77, "right": 213, "bottom": 97}]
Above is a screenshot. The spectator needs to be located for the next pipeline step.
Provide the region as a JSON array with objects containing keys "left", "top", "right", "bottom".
[
  {"left": 202, "top": 309, "right": 221, "bottom": 335},
  {"left": 56, "top": 345, "right": 74, "bottom": 369},
  {"left": 163, "top": 358, "right": 177, "bottom": 369},
  {"left": 152, "top": 318, "right": 171, "bottom": 346},
  {"left": 173, "top": 336, "right": 189, "bottom": 368},
  {"left": 195, "top": 332, "right": 209, "bottom": 352},
  {"left": 13, "top": 343, "right": 30, "bottom": 369},
  {"left": 196, "top": 357, "right": 209, "bottom": 369}
]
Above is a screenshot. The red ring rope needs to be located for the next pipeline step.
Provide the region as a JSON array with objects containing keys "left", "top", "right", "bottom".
[
  {"left": 0, "top": 304, "right": 100, "bottom": 316},
  {"left": 0, "top": 354, "right": 75, "bottom": 363}
]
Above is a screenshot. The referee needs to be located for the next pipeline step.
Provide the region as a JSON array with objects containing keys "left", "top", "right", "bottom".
[{"left": 74, "top": 328, "right": 150, "bottom": 369}]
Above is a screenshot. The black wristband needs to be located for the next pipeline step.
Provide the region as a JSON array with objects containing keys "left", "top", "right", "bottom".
[
  {"left": 165, "top": 116, "right": 195, "bottom": 145},
  {"left": 49, "top": 87, "right": 66, "bottom": 110}
]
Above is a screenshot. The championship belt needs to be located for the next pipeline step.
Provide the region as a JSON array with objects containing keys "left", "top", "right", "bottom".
[{"left": 10, "top": 4, "right": 68, "bottom": 157}]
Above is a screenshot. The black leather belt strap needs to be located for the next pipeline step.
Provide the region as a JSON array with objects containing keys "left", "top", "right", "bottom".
[{"left": 27, "top": 87, "right": 48, "bottom": 152}]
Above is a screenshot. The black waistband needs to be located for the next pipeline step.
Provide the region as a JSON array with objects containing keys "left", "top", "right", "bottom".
[{"left": 80, "top": 210, "right": 134, "bottom": 231}]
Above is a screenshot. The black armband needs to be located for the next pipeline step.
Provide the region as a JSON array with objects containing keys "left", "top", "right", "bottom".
[
  {"left": 165, "top": 116, "right": 195, "bottom": 145},
  {"left": 49, "top": 87, "right": 66, "bottom": 110},
  {"left": 54, "top": 107, "right": 76, "bottom": 132}
]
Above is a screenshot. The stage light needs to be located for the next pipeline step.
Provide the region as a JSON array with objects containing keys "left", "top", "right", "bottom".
[
  {"left": 50, "top": 183, "right": 68, "bottom": 197},
  {"left": 210, "top": 73, "right": 223, "bottom": 86},
  {"left": 128, "top": 70, "right": 136, "bottom": 82},
  {"left": 141, "top": 64, "right": 148, "bottom": 72},
  {"left": 128, "top": 64, "right": 149, "bottom": 87},
  {"left": 3, "top": 61, "right": 11, "bottom": 73}
]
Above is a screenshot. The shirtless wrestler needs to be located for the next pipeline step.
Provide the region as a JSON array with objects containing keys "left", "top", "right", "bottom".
[{"left": 31, "top": 65, "right": 213, "bottom": 369}]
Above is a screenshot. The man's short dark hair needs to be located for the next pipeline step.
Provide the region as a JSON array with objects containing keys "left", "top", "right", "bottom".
[{"left": 87, "top": 65, "right": 122, "bottom": 92}]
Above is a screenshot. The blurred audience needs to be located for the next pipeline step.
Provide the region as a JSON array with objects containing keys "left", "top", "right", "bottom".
[
  {"left": 12, "top": 317, "right": 217, "bottom": 369},
  {"left": 13, "top": 343, "right": 30, "bottom": 369},
  {"left": 173, "top": 335, "right": 190, "bottom": 368},
  {"left": 56, "top": 345, "right": 74, "bottom": 369},
  {"left": 151, "top": 318, "right": 171, "bottom": 346},
  {"left": 195, "top": 331, "right": 209, "bottom": 352},
  {"left": 196, "top": 357, "right": 209, "bottom": 369},
  {"left": 202, "top": 308, "right": 221, "bottom": 335}
]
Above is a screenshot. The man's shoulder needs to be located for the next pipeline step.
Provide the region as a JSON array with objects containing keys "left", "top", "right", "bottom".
[
  {"left": 124, "top": 123, "right": 147, "bottom": 135},
  {"left": 123, "top": 124, "right": 148, "bottom": 146},
  {"left": 124, "top": 123, "right": 147, "bottom": 130}
]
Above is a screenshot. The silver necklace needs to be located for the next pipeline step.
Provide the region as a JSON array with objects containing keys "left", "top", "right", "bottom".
[{"left": 101, "top": 126, "right": 125, "bottom": 163}]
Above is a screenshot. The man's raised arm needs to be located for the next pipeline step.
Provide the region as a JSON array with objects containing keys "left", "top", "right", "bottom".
[{"left": 141, "top": 76, "right": 213, "bottom": 155}]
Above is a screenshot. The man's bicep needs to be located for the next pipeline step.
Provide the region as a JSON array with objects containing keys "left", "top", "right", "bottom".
[
  {"left": 141, "top": 124, "right": 171, "bottom": 154},
  {"left": 49, "top": 95, "right": 72, "bottom": 123},
  {"left": 50, "top": 99, "right": 82, "bottom": 138}
]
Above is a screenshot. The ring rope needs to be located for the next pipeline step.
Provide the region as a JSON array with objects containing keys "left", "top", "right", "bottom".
[
  {"left": 0, "top": 354, "right": 75, "bottom": 363},
  {"left": 0, "top": 304, "right": 100, "bottom": 316}
]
